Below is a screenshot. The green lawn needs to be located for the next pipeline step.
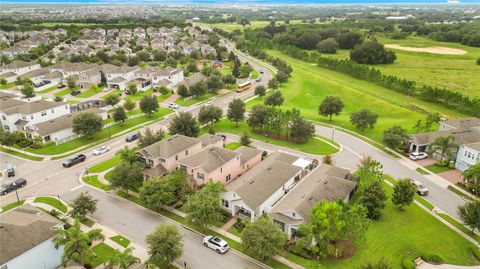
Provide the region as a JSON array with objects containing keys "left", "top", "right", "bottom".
[
  {"left": 424, "top": 163, "right": 452, "bottom": 174},
  {"left": 87, "top": 155, "right": 121, "bottom": 173},
  {"left": 288, "top": 181, "right": 479, "bottom": 269},
  {"left": 225, "top": 142, "right": 242, "bottom": 150},
  {"left": 157, "top": 91, "right": 173, "bottom": 103},
  {"left": 437, "top": 213, "right": 480, "bottom": 243},
  {"left": 109, "top": 235, "right": 131, "bottom": 248},
  {"left": 38, "top": 84, "right": 59, "bottom": 94},
  {"left": 253, "top": 50, "right": 467, "bottom": 143},
  {"left": 251, "top": 69, "right": 259, "bottom": 79},
  {"left": 90, "top": 243, "right": 116, "bottom": 267},
  {"left": 175, "top": 92, "right": 216, "bottom": 106},
  {"left": 1, "top": 200, "right": 25, "bottom": 212},
  {"left": 416, "top": 167, "right": 430, "bottom": 175},
  {"left": 0, "top": 82, "right": 15, "bottom": 89},
  {"left": 33, "top": 196, "right": 67, "bottom": 213},
  {"left": 54, "top": 87, "right": 76, "bottom": 97},
  {"left": 25, "top": 108, "right": 171, "bottom": 155},
  {"left": 80, "top": 217, "right": 95, "bottom": 227},
  {"left": 0, "top": 147, "right": 44, "bottom": 161},
  {"left": 319, "top": 35, "right": 480, "bottom": 99},
  {"left": 83, "top": 175, "right": 112, "bottom": 191},
  {"left": 124, "top": 89, "right": 154, "bottom": 101},
  {"left": 104, "top": 170, "right": 113, "bottom": 182},
  {"left": 76, "top": 86, "right": 103, "bottom": 98},
  {"left": 206, "top": 119, "right": 339, "bottom": 155}
]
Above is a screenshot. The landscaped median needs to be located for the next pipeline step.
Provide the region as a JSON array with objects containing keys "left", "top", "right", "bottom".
[{"left": 33, "top": 196, "right": 68, "bottom": 213}]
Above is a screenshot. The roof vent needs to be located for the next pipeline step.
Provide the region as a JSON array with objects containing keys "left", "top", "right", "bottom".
[{"left": 249, "top": 180, "right": 255, "bottom": 184}]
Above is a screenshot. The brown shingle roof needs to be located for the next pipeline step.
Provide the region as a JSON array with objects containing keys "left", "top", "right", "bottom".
[
  {"left": 2, "top": 60, "right": 37, "bottom": 70},
  {"left": 441, "top": 117, "right": 480, "bottom": 130},
  {"left": 139, "top": 134, "right": 200, "bottom": 159},
  {"left": 235, "top": 146, "right": 262, "bottom": 165},
  {"left": 178, "top": 146, "right": 239, "bottom": 173}
]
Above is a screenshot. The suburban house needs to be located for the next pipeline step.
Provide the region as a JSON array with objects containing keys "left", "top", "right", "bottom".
[
  {"left": 409, "top": 117, "right": 480, "bottom": 160},
  {"left": 0, "top": 204, "right": 64, "bottom": 269},
  {"left": 235, "top": 146, "right": 263, "bottom": 175},
  {"left": 220, "top": 152, "right": 311, "bottom": 221},
  {"left": 103, "top": 65, "right": 140, "bottom": 90},
  {"left": 0, "top": 94, "right": 70, "bottom": 133},
  {"left": 177, "top": 146, "right": 241, "bottom": 186},
  {"left": 0, "top": 60, "right": 41, "bottom": 82},
  {"left": 455, "top": 142, "right": 480, "bottom": 172},
  {"left": 269, "top": 164, "right": 357, "bottom": 238},
  {"left": 78, "top": 68, "right": 102, "bottom": 88},
  {"left": 198, "top": 134, "right": 224, "bottom": 147},
  {"left": 139, "top": 134, "right": 203, "bottom": 178}
]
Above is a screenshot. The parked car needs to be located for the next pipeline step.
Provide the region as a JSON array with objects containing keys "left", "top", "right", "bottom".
[
  {"left": 57, "top": 84, "right": 66, "bottom": 89},
  {"left": 409, "top": 152, "right": 428, "bottom": 161},
  {"left": 410, "top": 179, "right": 429, "bottom": 196},
  {"left": 92, "top": 145, "right": 110, "bottom": 156},
  {"left": 0, "top": 178, "right": 27, "bottom": 195},
  {"left": 63, "top": 154, "right": 86, "bottom": 168},
  {"left": 203, "top": 236, "right": 229, "bottom": 254},
  {"left": 102, "top": 87, "right": 111, "bottom": 92},
  {"left": 259, "top": 69, "right": 264, "bottom": 74},
  {"left": 126, "top": 133, "right": 138, "bottom": 142},
  {"left": 168, "top": 103, "right": 180, "bottom": 109},
  {"left": 6, "top": 164, "right": 15, "bottom": 177},
  {"left": 71, "top": 90, "right": 81, "bottom": 96},
  {"left": 255, "top": 77, "right": 261, "bottom": 82},
  {"left": 124, "top": 90, "right": 132, "bottom": 95},
  {"left": 204, "top": 101, "right": 212, "bottom": 107}
]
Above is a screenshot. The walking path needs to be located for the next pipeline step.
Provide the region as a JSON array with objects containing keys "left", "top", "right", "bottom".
[{"left": 418, "top": 262, "right": 480, "bottom": 269}]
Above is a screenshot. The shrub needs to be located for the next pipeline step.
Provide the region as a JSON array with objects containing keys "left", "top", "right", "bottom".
[
  {"left": 233, "top": 219, "right": 245, "bottom": 232},
  {"left": 316, "top": 38, "right": 339, "bottom": 54},
  {"left": 421, "top": 253, "right": 444, "bottom": 264},
  {"left": 401, "top": 257, "right": 416, "bottom": 269},
  {"left": 350, "top": 40, "right": 396, "bottom": 64}
]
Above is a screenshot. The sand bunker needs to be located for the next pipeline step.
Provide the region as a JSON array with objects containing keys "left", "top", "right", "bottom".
[{"left": 385, "top": 44, "right": 467, "bottom": 55}]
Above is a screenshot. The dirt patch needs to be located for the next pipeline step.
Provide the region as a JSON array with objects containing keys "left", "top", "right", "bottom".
[{"left": 385, "top": 44, "right": 467, "bottom": 55}]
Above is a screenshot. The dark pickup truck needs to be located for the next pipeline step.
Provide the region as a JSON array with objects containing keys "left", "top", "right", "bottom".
[
  {"left": 0, "top": 178, "right": 27, "bottom": 195},
  {"left": 62, "top": 154, "right": 86, "bottom": 168}
]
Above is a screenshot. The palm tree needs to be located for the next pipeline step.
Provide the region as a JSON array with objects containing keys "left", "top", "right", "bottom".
[
  {"left": 463, "top": 163, "right": 480, "bottom": 196},
  {"left": 428, "top": 135, "right": 456, "bottom": 162},
  {"left": 104, "top": 247, "right": 140, "bottom": 269},
  {"left": 53, "top": 219, "right": 105, "bottom": 266}
]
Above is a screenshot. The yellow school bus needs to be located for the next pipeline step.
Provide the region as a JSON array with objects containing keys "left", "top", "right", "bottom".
[{"left": 237, "top": 81, "right": 252, "bottom": 93}]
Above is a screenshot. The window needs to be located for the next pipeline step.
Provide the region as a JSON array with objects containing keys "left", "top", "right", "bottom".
[
  {"left": 221, "top": 199, "right": 229, "bottom": 208},
  {"left": 175, "top": 155, "right": 178, "bottom": 161},
  {"left": 30, "top": 115, "right": 34, "bottom": 119},
  {"left": 22, "top": 115, "right": 26, "bottom": 120},
  {"left": 180, "top": 165, "right": 187, "bottom": 171},
  {"left": 226, "top": 174, "right": 231, "bottom": 182},
  {"left": 220, "top": 167, "right": 223, "bottom": 173},
  {"left": 185, "top": 149, "right": 189, "bottom": 155},
  {"left": 51, "top": 109, "right": 54, "bottom": 113},
  {"left": 1, "top": 115, "right": 5, "bottom": 120},
  {"left": 197, "top": 172, "right": 204, "bottom": 180},
  {"left": 41, "top": 111, "right": 47, "bottom": 116},
  {"left": 160, "top": 158, "right": 166, "bottom": 163}
]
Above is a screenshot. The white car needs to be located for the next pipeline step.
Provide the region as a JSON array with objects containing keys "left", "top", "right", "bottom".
[
  {"left": 102, "top": 87, "right": 111, "bottom": 92},
  {"left": 203, "top": 236, "right": 229, "bottom": 254},
  {"left": 92, "top": 145, "right": 110, "bottom": 156},
  {"left": 410, "top": 179, "right": 429, "bottom": 196},
  {"left": 409, "top": 152, "right": 428, "bottom": 161},
  {"left": 168, "top": 103, "right": 180, "bottom": 109}
]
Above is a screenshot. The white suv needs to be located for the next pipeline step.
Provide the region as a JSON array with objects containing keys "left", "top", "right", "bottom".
[
  {"left": 168, "top": 103, "right": 180, "bottom": 109},
  {"left": 410, "top": 179, "right": 429, "bottom": 196},
  {"left": 203, "top": 236, "right": 229, "bottom": 254},
  {"left": 409, "top": 152, "right": 428, "bottom": 161},
  {"left": 92, "top": 145, "right": 110, "bottom": 156}
]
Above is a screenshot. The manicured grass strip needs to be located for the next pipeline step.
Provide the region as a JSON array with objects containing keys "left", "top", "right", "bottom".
[
  {"left": 424, "top": 163, "right": 452, "bottom": 174},
  {"left": 437, "top": 213, "right": 480, "bottom": 243},
  {"left": 227, "top": 226, "right": 242, "bottom": 237},
  {"left": 90, "top": 242, "right": 116, "bottom": 267},
  {"left": 416, "top": 167, "right": 430, "bottom": 175},
  {"left": 38, "top": 84, "right": 59, "bottom": 94},
  {"left": 54, "top": 87, "right": 78, "bottom": 97},
  {"left": 109, "top": 235, "right": 131, "bottom": 248},
  {"left": 88, "top": 155, "right": 121, "bottom": 173},
  {"left": 206, "top": 119, "right": 338, "bottom": 155},
  {"left": 80, "top": 217, "right": 95, "bottom": 227},
  {"left": 0, "top": 82, "right": 15, "bottom": 89},
  {"left": 447, "top": 185, "right": 476, "bottom": 202},
  {"left": 0, "top": 147, "right": 44, "bottom": 161},
  {"left": 125, "top": 89, "right": 154, "bottom": 101},
  {"left": 83, "top": 176, "right": 112, "bottom": 191},
  {"left": 104, "top": 170, "right": 113, "bottom": 182},
  {"left": 26, "top": 108, "right": 172, "bottom": 155},
  {"left": 157, "top": 92, "right": 173, "bottom": 103},
  {"left": 1, "top": 200, "right": 25, "bottom": 212},
  {"left": 415, "top": 195, "right": 435, "bottom": 211},
  {"left": 76, "top": 86, "right": 102, "bottom": 98},
  {"left": 33, "top": 196, "right": 67, "bottom": 213},
  {"left": 225, "top": 142, "right": 241, "bottom": 150},
  {"left": 175, "top": 92, "right": 216, "bottom": 107}
]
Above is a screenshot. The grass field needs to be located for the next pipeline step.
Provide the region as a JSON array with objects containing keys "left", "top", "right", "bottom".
[
  {"left": 424, "top": 163, "right": 453, "bottom": 174},
  {"left": 0, "top": 147, "right": 44, "bottom": 161},
  {"left": 38, "top": 84, "right": 59, "bottom": 94},
  {"left": 88, "top": 154, "right": 121, "bottom": 173},
  {"left": 83, "top": 175, "right": 112, "bottom": 191},
  {"left": 207, "top": 119, "right": 339, "bottom": 155},
  {"left": 175, "top": 92, "right": 216, "bottom": 106},
  {"left": 288, "top": 181, "right": 479, "bottom": 269},
  {"left": 1, "top": 200, "right": 25, "bottom": 212},
  {"left": 225, "top": 142, "right": 242, "bottom": 150},
  {"left": 319, "top": 35, "right": 480, "bottom": 99},
  {"left": 54, "top": 87, "right": 79, "bottom": 97},
  {"left": 33, "top": 196, "right": 67, "bottom": 213},
  {"left": 0, "top": 82, "right": 15, "bottom": 89},
  {"left": 124, "top": 89, "right": 154, "bottom": 101},
  {"left": 199, "top": 20, "right": 324, "bottom": 32},
  {"left": 89, "top": 243, "right": 116, "bottom": 267},
  {"left": 76, "top": 86, "right": 103, "bottom": 98},
  {"left": 250, "top": 50, "right": 466, "bottom": 143}
]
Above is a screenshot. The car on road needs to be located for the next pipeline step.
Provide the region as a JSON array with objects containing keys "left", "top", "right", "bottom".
[
  {"left": 6, "top": 164, "right": 15, "bottom": 177},
  {"left": 126, "top": 133, "right": 138, "bottom": 142},
  {"left": 102, "top": 87, "right": 111, "bottom": 92},
  {"left": 71, "top": 90, "right": 81, "bottom": 96},
  {"left": 0, "top": 178, "right": 27, "bottom": 195},
  {"left": 255, "top": 77, "right": 261, "bottom": 82},
  {"left": 410, "top": 179, "right": 429, "bottom": 196},
  {"left": 168, "top": 103, "right": 180, "bottom": 109},
  {"left": 259, "top": 69, "right": 264, "bottom": 74},
  {"left": 409, "top": 152, "right": 428, "bottom": 161},
  {"left": 57, "top": 84, "right": 66, "bottom": 89},
  {"left": 203, "top": 236, "right": 229, "bottom": 254},
  {"left": 63, "top": 154, "right": 86, "bottom": 167},
  {"left": 92, "top": 145, "right": 110, "bottom": 156}
]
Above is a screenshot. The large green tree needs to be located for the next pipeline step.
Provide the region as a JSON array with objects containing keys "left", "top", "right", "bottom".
[
  {"left": 183, "top": 181, "right": 225, "bottom": 228},
  {"left": 227, "top": 98, "right": 246, "bottom": 126},
  {"left": 319, "top": 96, "right": 344, "bottom": 121},
  {"left": 463, "top": 163, "right": 480, "bottom": 196},
  {"left": 254, "top": 85, "right": 266, "bottom": 96},
  {"left": 138, "top": 127, "right": 165, "bottom": 148},
  {"left": 139, "top": 171, "right": 190, "bottom": 210},
  {"left": 123, "top": 99, "right": 136, "bottom": 114},
  {"left": 146, "top": 223, "right": 183, "bottom": 268},
  {"left": 20, "top": 82, "right": 35, "bottom": 98},
  {"left": 113, "top": 106, "right": 127, "bottom": 125},
  {"left": 168, "top": 112, "right": 199, "bottom": 137},
  {"left": 359, "top": 181, "right": 388, "bottom": 220},
  {"left": 71, "top": 192, "right": 97, "bottom": 220},
  {"left": 118, "top": 146, "right": 140, "bottom": 164},
  {"left": 53, "top": 219, "right": 104, "bottom": 266},
  {"left": 139, "top": 95, "right": 159, "bottom": 117},
  {"left": 72, "top": 112, "right": 103, "bottom": 139},
  {"left": 350, "top": 40, "right": 396, "bottom": 64},
  {"left": 391, "top": 179, "right": 416, "bottom": 210},
  {"left": 350, "top": 109, "right": 379, "bottom": 131},
  {"left": 110, "top": 162, "right": 144, "bottom": 194},
  {"left": 104, "top": 93, "right": 120, "bottom": 107},
  {"left": 241, "top": 216, "right": 287, "bottom": 261},
  {"left": 428, "top": 135, "right": 456, "bottom": 162},
  {"left": 264, "top": 91, "right": 284, "bottom": 107},
  {"left": 457, "top": 200, "right": 480, "bottom": 233},
  {"left": 198, "top": 105, "right": 223, "bottom": 127},
  {"left": 382, "top": 125, "right": 409, "bottom": 151}
]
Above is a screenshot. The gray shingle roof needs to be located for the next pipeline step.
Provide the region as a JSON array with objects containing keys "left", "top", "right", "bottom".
[
  {"left": 0, "top": 98, "right": 67, "bottom": 116},
  {"left": 441, "top": 117, "right": 480, "bottom": 130},
  {"left": 34, "top": 108, "right": 104, "bottom": 136},
  {"left": 178, "top": 146, "right": 239, "bottom": 173},
  {"left": 198, "top": 134, "right": 223, "bottom": 147},
  {"left": 139, "top": 134, "right": 200, "bottom": 159},
  {"left": 2, "top": 60, "right": 37, "bottom": 70},
  {"left": 0, "top": 204, "right": 62, "bottom": 264},
  {"left": 410, "top": 129, "right": 480, "bottom": 146},
  {"left": 235, "top": 146, "right": 262, "bottom": 165}
]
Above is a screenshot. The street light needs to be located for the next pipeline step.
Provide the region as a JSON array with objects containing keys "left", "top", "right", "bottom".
[
  {"left": 331, "top": 127, "right": 336, "bottom": 141},
  {"left": 14, "top": 189, "right": 20, "bottom": 204}
]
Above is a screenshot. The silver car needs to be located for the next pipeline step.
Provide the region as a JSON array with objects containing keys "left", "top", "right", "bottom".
[
  {"left": 410, "top": 179, "right": 429, "bottom": 196},
  {"left": 203, "top": 236, "right": 229, "bottom": 254}
]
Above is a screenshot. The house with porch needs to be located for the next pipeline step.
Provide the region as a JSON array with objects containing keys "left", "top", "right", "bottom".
[
  {"left": 220, "top": 152, "right": 310, "bottom": 222},
  {"left": 269, "top": 164, "right": 357, "bottom": 238},
  {"left": 103, "top": 65, "right": 140, "bottom": 90}
]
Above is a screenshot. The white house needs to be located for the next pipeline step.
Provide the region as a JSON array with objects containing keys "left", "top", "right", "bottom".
[
  {"left": 0, "top": 204, "right": 64, "bottom": 269},
  {"left": 455, "top": 142, "right": 480, "bottom": 172},
  {"left": 102, "top": 65, "right": 140, "bottom": 90},
  {"left": 1, "top": 60, "right": 41, "bottom": 77}
]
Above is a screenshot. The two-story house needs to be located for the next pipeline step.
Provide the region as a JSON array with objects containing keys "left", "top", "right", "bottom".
[
  {"left": 455, "top": 142, "right": 480, "bottom": 172},
  {"left": 1, "top": 61, "right": 41, "bottom": 82},
  {"left": 103, "top": 65, "right": 140, "bottom": 90}
]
